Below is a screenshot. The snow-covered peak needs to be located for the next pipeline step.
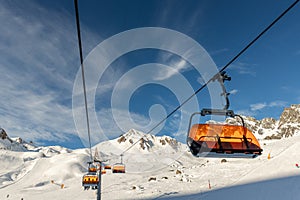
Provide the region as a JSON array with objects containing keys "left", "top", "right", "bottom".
[
  {"left": 114, "top": 129, "right": 183, "bottom": 152},
  {"left": 92, "top": 129, "right": 186, "bottom": 173},
  {"left": 121, "top": 128, "right": 145, "bottom": 138},
  {"left": 0, "top": 128, "right": 27, "bottom": 152}
]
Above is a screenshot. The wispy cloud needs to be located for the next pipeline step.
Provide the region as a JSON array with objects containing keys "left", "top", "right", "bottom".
[
  {"left": 209, "top": 48, "right": 229, "bottom": 56},
  {"left": 0, "top": 1, "right": 81, "bottom": 144},
  {"left": 155, "top": 54, "right": 191, "bottom": 81},
  {"left": 154, "top": 1, "right": 205, "bottom": 34},
  {"left": 197, "top": 76, "right": 205, "bottom": 85},
  {"left": 250, "top": 103, "right": 267, "bottom": 111},
  {"left": 230, "top": 62, "right": 257, "bottom": 76},
  {"left": 235, "top": 109, "right": 256, "bottom": 117},
  {"left": 229, "top": 89, "right": 238, "bottom": 95},
  {"left": 269, "top": 100, "right": 288, "bottom": 108},
  {"left": 234, "top": 100, "right": 288, "bottom": 118},
  {"left": 250, "top": 101, "right": 287, "bottom": 112}
]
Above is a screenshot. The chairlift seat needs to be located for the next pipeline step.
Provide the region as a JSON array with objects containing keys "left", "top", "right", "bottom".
[{"left": 188, "top": 123, "right": 262, "bottom": 156}]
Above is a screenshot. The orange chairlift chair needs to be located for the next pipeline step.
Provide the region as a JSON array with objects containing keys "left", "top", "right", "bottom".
[
  {"left": 112, "top": 163, "right": 126, "bottom": 173},
  {"left": 187, "top": 71, "right": 262, "bottom": 157},
  {"left": 112, "top": 155, "right": 126, "bottom": 173},
  {"left": 82, "top": 162, "right": 99, "bottom": 190},
  {"left": 187, "top": 108, "right": 263, "bottom": 156}
]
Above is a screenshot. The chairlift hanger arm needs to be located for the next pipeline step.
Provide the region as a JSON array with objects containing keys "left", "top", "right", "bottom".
[{"left": 211, "top": 71, "right": 231, "bottom": 110}]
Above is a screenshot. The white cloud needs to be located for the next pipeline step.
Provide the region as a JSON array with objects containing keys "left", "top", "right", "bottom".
[
  {"left": 235, "top": 109, "right": 256, "bottom": 117},
  {"left": 155, "top": 54, "right": 191, "bottom": 81},
  {"left": 230, "top": 62, "right": 257, "bottom": 76},
  {"left": 250, "top": 103, "right": 267, "bottom": 111},
  {"left": 209, "top": 48, "right": 229, "bottom": 56},
  {"left": 197, "top": 76, "right": 205, "bottom": 85},
  {"left": 0, "top": 86, "right": 75, "bottom": 143},
  {"left": 0, "top": 1, "right": 86, "bottom": 145},
  {"left": 154, "top": 1, "right": 206, "bottom": 35},
  {"left": 229, "top": 89, "right": 238, "bottom": 95},
  {"left": 250, "top": 101, "right": 288, "bottom": 112},
  {"left": 246, "top": 100, "right": 288, "bottom": 118},
  {"left": 269, "top": 100, "right": 288, "bottom": 108}
]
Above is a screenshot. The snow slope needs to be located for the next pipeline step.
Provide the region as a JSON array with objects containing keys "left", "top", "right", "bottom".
[
  {"left": 1, "top": 129, "right": 300, "bottom": 200},
  {"left": 158, "top": 136, "right": 300, "bottom": 200}
]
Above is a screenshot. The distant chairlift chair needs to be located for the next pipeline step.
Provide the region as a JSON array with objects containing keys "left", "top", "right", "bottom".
[
  {"left": 82, "top": 162, "right": 99, "bottom": 190},
  {"left": 112, "top": 163, "right": 126, "bottom": 173}
]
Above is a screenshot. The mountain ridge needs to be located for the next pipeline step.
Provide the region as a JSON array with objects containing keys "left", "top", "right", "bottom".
[
  {"left": 2, "top": 104, "right": 300, "bottom": 152},
  {"left": 230, "top": 104, "right": 300, "bottom": 140}
]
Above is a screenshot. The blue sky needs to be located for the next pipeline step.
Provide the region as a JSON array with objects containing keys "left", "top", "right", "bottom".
[{"left": 0, "top": 0, "right": 299, "bottom": 149}]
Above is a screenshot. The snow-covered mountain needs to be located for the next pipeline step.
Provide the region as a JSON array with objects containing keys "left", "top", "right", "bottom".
[
  {"left": 93, "top": 129, "right": 186, "bottom": 173},
  {"left": 224, "top": 104, "right": 300, "bottom": 140},
  {"left": 95, "top": 129, "right": 184, "bottom": 154},
  {"left": 116, "top": 129, "right": 182, "bottom": 151},
  {"left": 0, "top": 128, "right": 30, "bottom": 151},
  {"left": 1, "top": 114, "right": 300, "bottom": 200}
]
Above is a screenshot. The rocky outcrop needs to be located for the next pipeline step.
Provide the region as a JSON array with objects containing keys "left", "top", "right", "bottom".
[
  {"left": 261, "top": 118, "right": 277, "bottom": 129},
  {"left": 0, "top": 128, "right": 27, "bottom": 151},
  {"left": 277, "top": 105, "right": 300, "bottom": 138},
  {"left": 0, "top": 128, "right": 13, "bottom": 142},
  {"left": 278, "top": 105, "right": 300, "bottom": 126},
  {"left": 0, "top": 128, "right": 8, "bottom": 140},
  {"left": 225, "top": 104, "right": 300, "bottom": 140}
]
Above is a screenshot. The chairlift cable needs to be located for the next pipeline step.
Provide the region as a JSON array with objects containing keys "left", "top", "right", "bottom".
[
  {"left": 120, "top": 0, "right": 299, "bottom": 156},
  {"left": 74, "top": 0, "right": 93, "bottom": 162}
]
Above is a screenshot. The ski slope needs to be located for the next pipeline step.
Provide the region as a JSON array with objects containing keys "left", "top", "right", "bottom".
[
  {"left": 159, "top": 136, "right": 300, "bottom": 200},
  {"left": 1, "top": 130, "right": 300, "bottom": 200}
]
